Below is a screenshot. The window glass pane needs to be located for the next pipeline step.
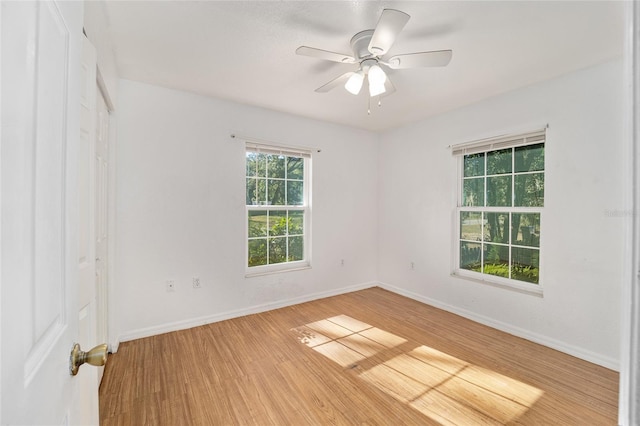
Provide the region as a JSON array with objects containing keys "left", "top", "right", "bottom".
[
  {"left": 511, "top": 247, "right": 540, "bottom": 284},
  {"left": 248, "top": 211, "right": 267, "bottom": 238},
  {"left": 512, "top": 213, "right": 540, "bottom": 248},
  {"left": 486, "top": 176, "right": 512, "bottom": 207},
  {"left": 246, "top": 152, "right": 257, "bottom": 177},
  {"left": 246, "top": 178, "right": 255, "bottom": 205},
  {"left": 267, "top": 155, "right": 285, "bottom": 179},
  {"left": 256, "top": 153, "right": 267, "bottom": 178},
  {"left": 514, "top": 173, "right": 544, "bottom": 207},
  {"left": 287, "top": 157, "right": 304, "bottom": 179},
  {"left": 515, "top": 143, "right": 544, "bottom": 173},
  {"left": 289, "top": 211, "right": 303, "bottom": 235},
  {"left": 460, "top": 212, "right": 482, "bottom": 241},
  {"left": 269, "top": 237, "right": 287, "bottom": 264},
  {"left": 288, "top": 236, "right": 304, "bottom": 261},
  {"left": 267, "top": 179, "right": 285, "bottom": 205},
  {"left": 287, "top": 181, "right": 304, "bottom": 205},
  {"left": 268, "top": 210, "right": 287, "bottom": 236},
  {"left": 486, "top": 148, "right": 512, "bottom": 175},
  {"left": 457, "top": 141, "right": 544, "bottom": 285},
  {"left": 484, "top": 212, "right": 509, "bottom": 244},
  {"left": 460, "top": 242, "right": 481, "bottom": 271},
  {"left": 463, "top": 178, "right": 484, "bottom": 207},
  {"left": 246, "top": 178, "right": 266, "bottom": 205},
  {"left": 463, "top": 153, "right": 485, "bottom": 177},
  {"left": 483, "top": 244, "right": 509, "bottom": 278},
  {"left": 248, "top": 239, "right": 267, "bottom": 267}
]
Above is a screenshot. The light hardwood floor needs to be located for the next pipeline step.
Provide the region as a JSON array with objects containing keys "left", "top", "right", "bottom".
[{"left": 99, "top": 287, "right": 618, "bottom": 425}]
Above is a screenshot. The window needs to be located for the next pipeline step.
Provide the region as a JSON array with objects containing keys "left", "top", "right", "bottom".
[
  {"left": 245, "top": 141, "right": 311, "bottom": 275},
  {"left": 453, "top": 129, "right": 545, "bottom": 290}
]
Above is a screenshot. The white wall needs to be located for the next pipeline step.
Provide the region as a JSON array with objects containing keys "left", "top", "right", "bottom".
[
  {"left": 114, "top": 80, "right": 379, "bottom": 343},
  {"left": 378, "top": 59, "right": 626, "bottom": 369}
]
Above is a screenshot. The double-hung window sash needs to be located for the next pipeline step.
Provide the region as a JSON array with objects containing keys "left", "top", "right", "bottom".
[{"left": 451, "top": 128, "right": 546, "bottom": 291}]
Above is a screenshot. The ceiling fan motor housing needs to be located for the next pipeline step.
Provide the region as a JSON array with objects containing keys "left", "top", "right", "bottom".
[{"left": 350, "top": 29, "right": 376, "bottom": 60}]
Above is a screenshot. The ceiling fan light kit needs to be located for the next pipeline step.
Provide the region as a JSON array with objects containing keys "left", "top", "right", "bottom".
[
  {"left": 345, "top": 58, "right": 388, "bottom": 97},
  {"left": 296, "top": 8, "right": 453, "bottom": 112}
]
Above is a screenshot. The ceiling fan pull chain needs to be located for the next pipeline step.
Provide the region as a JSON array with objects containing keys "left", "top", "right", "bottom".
[{"left": 367, "top": 96, "right": 371, "bottom": 115}]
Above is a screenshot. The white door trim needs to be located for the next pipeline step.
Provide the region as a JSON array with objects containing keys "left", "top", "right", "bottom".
[{"left": 619, "top": 1, "right": 640, "bottom": 424}]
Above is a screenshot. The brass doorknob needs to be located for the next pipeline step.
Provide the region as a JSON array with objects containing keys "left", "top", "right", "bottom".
[{"left": 69, "top": 343, "right": 108, "bottom": 376}]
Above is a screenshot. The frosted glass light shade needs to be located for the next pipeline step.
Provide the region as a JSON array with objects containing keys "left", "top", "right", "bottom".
[
  {"left": 368, "top": 64, "right": 386, "bottom": 86},
  {"left": 345, "top": 71, "right": 364, "bottom": 95},
  {"left": 367, "top": 64, "right": 387, "bottom": 96}
]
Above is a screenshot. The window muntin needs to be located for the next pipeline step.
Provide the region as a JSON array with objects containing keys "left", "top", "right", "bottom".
[
  {"left": 457, "top": 141, "right": 544, "bottom": 287},
  {"left": 246, "top": 146, "right": 310, "bottom": 273}
]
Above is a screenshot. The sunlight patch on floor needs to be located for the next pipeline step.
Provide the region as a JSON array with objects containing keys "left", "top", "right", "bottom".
[
  {"left": 337, "top": 333, "right": 387, "bottom": 358},
  {"left": 292, "top": 315, "right": 544, "bottom": 425},
  {"left": 359, "top": 326, "right": 408, "bottom": 348},
  {"left": 303, "top": 318, "right": 353, "bottom": 340},
  {"left": 325, "top": 314, "right": 372, "bottom": 332},
  {"left": 311, "top": 340, "right": 367, "bottom": 368}
]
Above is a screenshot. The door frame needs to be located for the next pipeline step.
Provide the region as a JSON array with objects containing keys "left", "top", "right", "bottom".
[
  {"left": 619, "top": 1, "right": 639, "bottom": 424},
  {"left": 97, "top": 71, "right": 119, "bottom": 354},
  {"left": 95, "top": 75, "right": 114, "bottom": 348}
]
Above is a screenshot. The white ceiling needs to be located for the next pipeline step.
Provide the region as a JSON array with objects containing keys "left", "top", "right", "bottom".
[{"left": 102, "top": 1, "right": 625, "bottom": 132}]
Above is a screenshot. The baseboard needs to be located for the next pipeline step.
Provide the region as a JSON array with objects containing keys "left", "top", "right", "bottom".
[
  {"left": 117, "top": 281, "right": 377, "bottom": 344},
  {"left": 377, "top": 281, "right": 619, "bottom": 371}
]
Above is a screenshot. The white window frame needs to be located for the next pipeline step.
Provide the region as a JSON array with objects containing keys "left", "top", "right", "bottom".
[
  {"left": 451, "top": 128, "right": 546, "bottom": 295},
  {"left": 245, "top": 140, "right": 312, "bottom": 277}
]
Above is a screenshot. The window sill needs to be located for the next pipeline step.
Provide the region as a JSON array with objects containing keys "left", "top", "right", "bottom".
[
  {"left": 451, "top": 271, "right": 543, "bottom": 297},
  {"left": 245, "top": 263, "right": 311, "bottom": 278}
]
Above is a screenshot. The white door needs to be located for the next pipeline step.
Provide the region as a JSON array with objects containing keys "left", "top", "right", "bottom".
[{"left": 1, "top": 2, "right": 102, "bottom": 424}]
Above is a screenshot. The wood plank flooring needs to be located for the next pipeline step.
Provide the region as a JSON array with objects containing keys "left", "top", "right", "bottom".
[{"left": 99, "top": 287, "right": 618, "bottom": 425}]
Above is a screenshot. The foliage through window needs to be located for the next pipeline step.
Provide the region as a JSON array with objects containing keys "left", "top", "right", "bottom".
[
  {"left": 246, "top": 143, "right": 310, "bottom": 272},
  {"left": 455, "top": 131, "right": 545, "bottom": 287}
]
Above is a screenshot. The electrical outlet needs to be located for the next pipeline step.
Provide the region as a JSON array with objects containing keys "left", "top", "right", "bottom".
[
  {"left": 340, "top": 259, "right": 345, "bottom": 267},
  {"left": 166, "top": 280, "right": 175, "bottom": 292},
  {"left": 410, "top": 262, "right": 415, "bottom": 270},
  {"left": 193, "top": 277, "right": 201, "bottom": 289}
]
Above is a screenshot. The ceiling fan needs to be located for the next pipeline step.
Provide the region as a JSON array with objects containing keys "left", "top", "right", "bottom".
[{"left": 296, "top": 9, "right": 452, "bottom": 100}]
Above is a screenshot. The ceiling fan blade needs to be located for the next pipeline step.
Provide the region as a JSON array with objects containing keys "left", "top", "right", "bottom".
[
  {"left": 368, "top": 9, "right": 410, "bottom": 56},
  {"left": 315, "top": 72, "right": 355, "bottom": 93},
  {"left": 386, "top": 50, "right": 453, "bottom": 69},
  {"left": 296, "top": 46, "right": 356, "bottom": 64}
]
